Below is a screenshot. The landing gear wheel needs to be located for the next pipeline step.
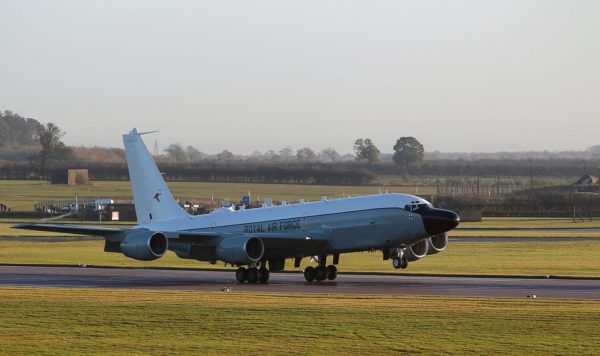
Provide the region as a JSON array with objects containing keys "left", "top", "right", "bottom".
[
  {"left": 258, "top": 267, "right": 270, "bottom": 284},
  {"left": 393, "top": 256, "right": 409, "bottom": 269},
  {"left": 235, "top": 267, "right": 247, "bottom": 283},
  {"left": 315, "top": 266, "right": 327, "bottom": 281},
  {"left": 246, "top": 267, "right": 258, "bottom": 283},
  {"left": 304, "top": 266, "right": 315, "bottom": 282},
  {"left": 400, "top": 256, "right": 408, "bottom": 269},
  {"left": 326, "top": 265, "right": 338, "bottom": 280}
]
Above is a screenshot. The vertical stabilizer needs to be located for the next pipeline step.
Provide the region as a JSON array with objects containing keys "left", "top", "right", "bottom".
[{"left": 123, "top": 128, "right": 189, "bottom": 224}]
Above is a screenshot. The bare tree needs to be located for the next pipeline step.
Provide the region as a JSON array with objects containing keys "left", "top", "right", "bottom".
[
  {"left": 186, "top": 145, "right": 206, "bottom": 162},
  {"left": 296, "top": 147, "right": 317, "bottom": 162},
  {"left": 164, "top": 143, "right": 190, "bottom": 162},
  {"left": 319, "top": 147, "right": 340, "bottom": 163},
  {"left": 216, "top": 149, "right": 235, "bottom": 162},
  {"left": 278, "top": 146, "right": 294, "bottom": 161}
]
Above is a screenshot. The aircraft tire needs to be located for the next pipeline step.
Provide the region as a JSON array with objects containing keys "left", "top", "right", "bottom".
[
  {"left": 400, "top": 256, "right": 408, "bottom": 269},
  {"left": 326, "top": 265, "right": 337, "bottom": 280},
  {"left": 304, "top": 266, "right": 315, "bottom": 282},
  {"left": 315, "top": 266, "right": 327, "bottom": 281},
  {"left": 247, "top": 267, "right": 258, "bottom": 283},
  {"left": 392, "top": 257, "right": 401, "bottom": 269},
  {"left": 258, "top": 267, "right": 270, "bottom": 284},
  {"left": 235, "top": 267, "right": 247, "bottom": 283}
]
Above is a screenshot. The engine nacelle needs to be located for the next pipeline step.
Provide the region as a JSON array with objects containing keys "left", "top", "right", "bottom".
[
  {"left": 216, "top": 235, "right": 264, "bottom": 265},
  {"left": 120, "top": 230, "right": 168, "bottom": 261},
  {"left": 405, "top": 238, "right": 428, "bottom": 262},
  {"left": 427, "top": 232, "right": 449, "bottom": 255}
]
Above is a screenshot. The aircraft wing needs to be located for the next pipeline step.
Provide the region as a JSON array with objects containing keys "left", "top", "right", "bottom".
[
  {"left": 249, "top": 232, "right": 329, "bottom": 252},
  {"left": 12, "top": 224, "right": 328, "bottom": 257},
  {"left": 173, "top": 230, "right": 328, "bottom": 254},
  {"left": 12, "top": 223, "right": 126, "bottom": 237}
]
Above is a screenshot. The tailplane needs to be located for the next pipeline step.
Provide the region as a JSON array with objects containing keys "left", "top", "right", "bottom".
[{"left": 123, "top": 128, "right": 189, "bottom": 224}]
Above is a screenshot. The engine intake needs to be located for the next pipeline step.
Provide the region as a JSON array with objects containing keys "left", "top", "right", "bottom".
[
  {"left": 405, "top": 238, "right": 428, "bottom": 262},
  {"left": 427, "top": 232, "right": 449, "bottom": 255},
  {"left": 216, "top": 235, "right": 264, "bottom": 265},
  {"left": 120, "top": 230, "right": 168, "bottom": 261}
]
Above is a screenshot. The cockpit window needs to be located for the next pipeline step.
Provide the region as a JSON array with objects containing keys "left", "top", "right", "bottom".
[{"left": 404, "top": 203, "right": 429, "bottom": 212}]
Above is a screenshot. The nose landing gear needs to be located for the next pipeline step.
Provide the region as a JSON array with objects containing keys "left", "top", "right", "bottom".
[{"left": 392, "top": 250, "right": 408, "bottom": 269}]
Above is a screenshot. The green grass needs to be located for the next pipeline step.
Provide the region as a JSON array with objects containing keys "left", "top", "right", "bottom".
[
  {"left": 0, "top": 180, "right": 436, "bottom": 212},
  {"left": 459, "top": 217, "right": 600, "bottom": 229},
  {"left": 1, "top": 239, "right": 599, "bottom": 277},
  {"left": 0, "top": 287, "right": 598, "bottom": 355},
  {"left": 450, "top": 230, "right": 600, "bottom": 238}
]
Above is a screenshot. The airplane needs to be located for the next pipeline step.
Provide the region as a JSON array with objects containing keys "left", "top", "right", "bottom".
[{"left": 14, "top": 128, "right": 460, "bottom": 284}]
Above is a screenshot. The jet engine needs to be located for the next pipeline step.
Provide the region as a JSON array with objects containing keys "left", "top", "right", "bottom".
[
  {"left": 216, "top": 235, "right": 264, "bottom": 265},
  {"left": 427, "top": 232, "right": 449, "bottom": 255},
  {"left": 120, "top": 230, "right": 168, "bottom": 261},
  {"left": 404, "top": 238, "right": 429, "bottom": 261}
]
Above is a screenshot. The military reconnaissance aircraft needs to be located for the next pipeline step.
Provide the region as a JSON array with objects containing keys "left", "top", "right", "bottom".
[{"left": 14, "top": 129, "right": 460, "bottom": 284}]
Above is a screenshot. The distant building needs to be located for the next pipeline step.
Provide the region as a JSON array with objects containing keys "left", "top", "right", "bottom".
[{"left": 573, "top": 174, "right": 599, "bottom": 186}]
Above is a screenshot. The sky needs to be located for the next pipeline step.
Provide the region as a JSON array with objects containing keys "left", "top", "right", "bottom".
[{"left": 1, "top": 0, "right": 599, "bottom": 154}]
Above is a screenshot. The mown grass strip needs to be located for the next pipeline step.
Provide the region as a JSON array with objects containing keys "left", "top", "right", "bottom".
[{"left": 0, "top": 287, "right": 598, "bottom": 355}]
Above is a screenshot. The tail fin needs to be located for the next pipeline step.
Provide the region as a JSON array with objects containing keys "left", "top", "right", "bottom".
[{"left": 123, "top": 128, "right": 189, "bottom": 224}]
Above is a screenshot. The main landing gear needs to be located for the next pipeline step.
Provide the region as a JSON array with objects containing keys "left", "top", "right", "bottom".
[
  {"left": 236, "top": 262, "right": 270, "bottom": 284},
  {"left": 303, "top": 255, "right": 338, "bottom": 282}
]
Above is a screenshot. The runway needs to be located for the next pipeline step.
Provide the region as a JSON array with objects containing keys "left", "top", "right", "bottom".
[{"left": 1, "top": 265, "right": 599, "bottom": 299}]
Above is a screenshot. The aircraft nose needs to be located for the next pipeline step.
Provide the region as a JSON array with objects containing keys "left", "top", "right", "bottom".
[{"left": 418, "top": 208, "right": 460, "bottom": 235}]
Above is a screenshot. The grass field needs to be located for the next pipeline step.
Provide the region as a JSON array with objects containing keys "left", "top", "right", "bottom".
[
  {"left": 0, "top": 180, "right": 436, "bottom": 211},
  {"left": 0, "top": 287, "right": 598, "bottom": 354},
  {"left": 1, "top": 239, "right": 599, "bottom": 277}
]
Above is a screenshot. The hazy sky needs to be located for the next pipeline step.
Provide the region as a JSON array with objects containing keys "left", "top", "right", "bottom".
[{"left": 1, "top": 0, "right": 599, "bottom": 154}]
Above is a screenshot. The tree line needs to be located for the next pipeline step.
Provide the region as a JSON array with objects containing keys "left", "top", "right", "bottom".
[
  {"left": 0, "top": 161, "right": 376, "bottom": 185},
  {"left": 2, "top": 110, "right": 599, "bottom": 185}
]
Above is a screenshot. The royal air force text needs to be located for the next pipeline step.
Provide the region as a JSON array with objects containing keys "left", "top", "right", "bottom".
[{"left": 244, "top": 219, "right": 302, "bottom": 233}]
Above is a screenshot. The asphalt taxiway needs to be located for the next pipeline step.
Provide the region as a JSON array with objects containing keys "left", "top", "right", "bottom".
[{"left": 0, "top": 265, "right": 599, "bottom": 299}]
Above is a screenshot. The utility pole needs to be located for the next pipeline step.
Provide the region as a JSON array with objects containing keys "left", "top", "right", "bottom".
[
  {"left": 476, "top": 160, "right": 480, "bottom": 196},
  {"left": 497, "top": 165, "right": 500, "bottom": 196}
]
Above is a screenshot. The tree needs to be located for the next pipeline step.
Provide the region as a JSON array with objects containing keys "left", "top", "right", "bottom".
[
  {"left": 164, "top": 144, "right": 190, "bottom": 162},
  {"left": 278, "top": 146, "right": 294, "bottom": 161},
  {"left": 393, "top": 136, "right": 424, "bottom": 167},
  {"left": 33, "top": 122, "right": 71, "bottom": 179},
  {"left": 0, "top": 110, "right": 43, "bottom": 147},
  {"left": 186, "top": 145, "right": 206, "bottom": 162},
  {"left": 353, "top": 138, "right": 380, "bottom": 164},
  {"left": 319, "top": 147, "right": 340, "bottom": 163},
  {"left": 296, "top": 147, "right": 317, "bottom": 162},
  {"left": 263, "top": 150, "right": 280, "bottom": 161},
  {"left": 216, "top": 149, "right": 235, "bottom": 162}
]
